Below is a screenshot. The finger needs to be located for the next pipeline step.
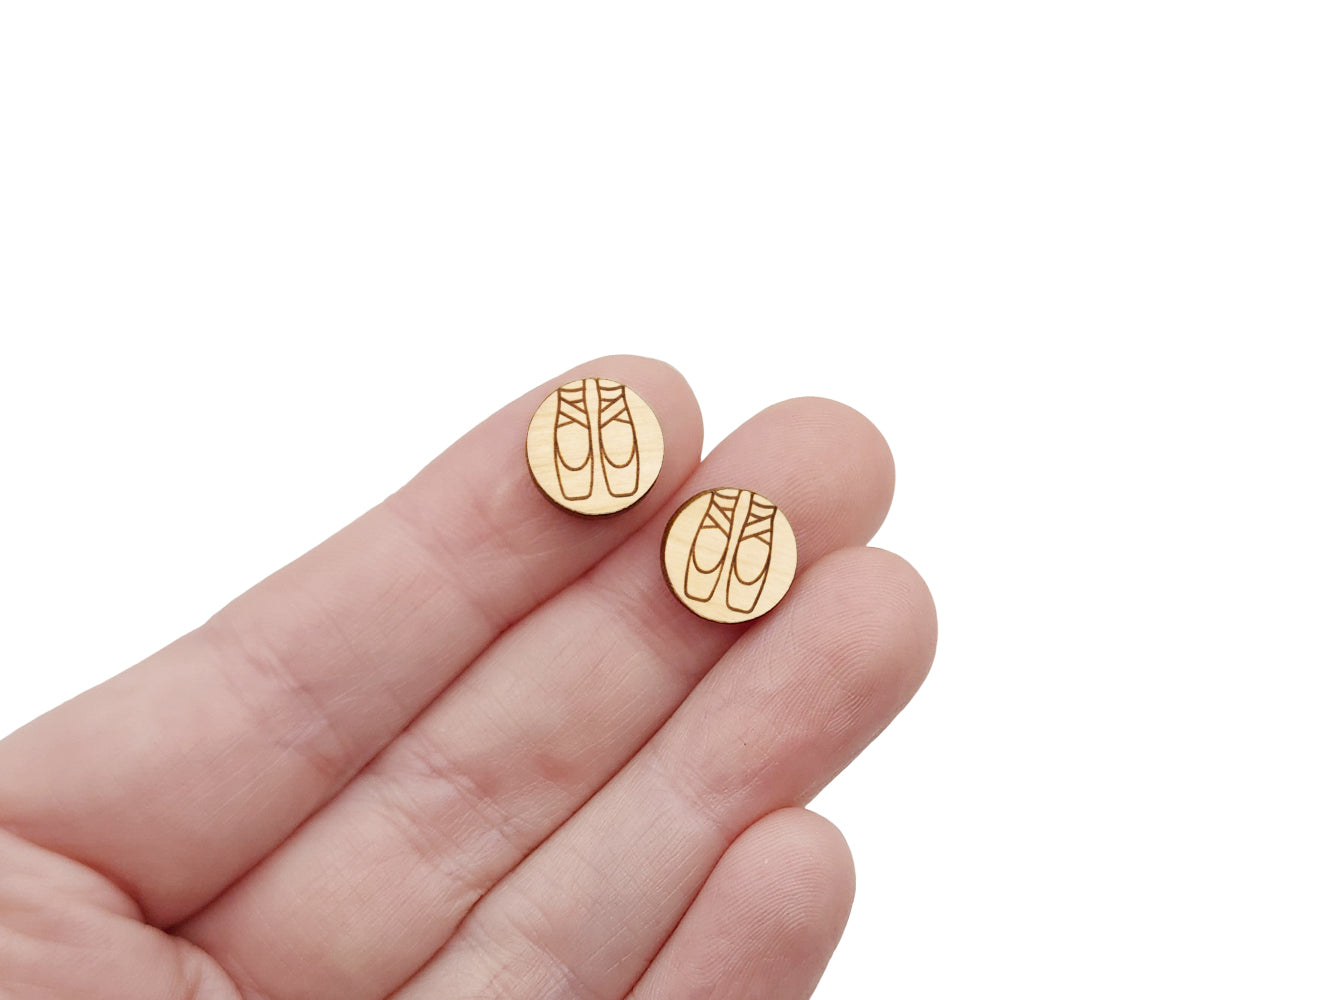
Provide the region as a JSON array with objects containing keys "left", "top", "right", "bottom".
[
  {"left": 0, "top": 355, "right": 702, "bottom": 926},
  {"left": 628, "top": 808, "right": 854, "bottom": 1000},
  {"left": 180, "top": 399, "right": 895, "bottom": 1000},
  {"left": 394, "top": 546, "right": 935, "bottom": 999}
]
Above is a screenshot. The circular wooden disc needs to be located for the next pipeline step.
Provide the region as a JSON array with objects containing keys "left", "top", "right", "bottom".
[
  {"left": 661, "top": 487, "right": 798, "bottom": 623},
  {"left": 526, "top": 377, "right": 664, "bottom": 516}
]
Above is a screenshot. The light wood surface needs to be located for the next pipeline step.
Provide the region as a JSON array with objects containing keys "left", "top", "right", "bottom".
[
  {"left": 661, "top": 488, "right": 797, "bottom": 623},
  {"left": 526, "top": 377, "right": 664, "bottom": 516}
]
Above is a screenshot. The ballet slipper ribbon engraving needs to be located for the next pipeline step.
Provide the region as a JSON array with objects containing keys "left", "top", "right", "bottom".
[
  {"left": 528, "top": 378, "right": 664, "bottom": 516},
  {"left": 663, "top": 488, "right": 797, "bottom": 623}
]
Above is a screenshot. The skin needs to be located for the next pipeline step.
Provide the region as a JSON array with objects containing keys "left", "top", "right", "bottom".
[{"left": 0, "top": 356, "right": 936, "bottom": 1000}]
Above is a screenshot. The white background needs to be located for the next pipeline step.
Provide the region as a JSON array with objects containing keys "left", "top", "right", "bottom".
[{"left": 2, "top": 4, "right": 1330, "bottom": 997}]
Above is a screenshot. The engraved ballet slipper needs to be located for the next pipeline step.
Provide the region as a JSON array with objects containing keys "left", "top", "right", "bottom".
[
  {"left": 663, "top": 486, "right": 796, "bottom": 624},
  {"left": 725, "top": 495, "right": 775, "bottom": 614},
  {"left": 597, "top": 379, "right": 641, "bottom": 498},
  {"left": 684, "top": 488, "right": 737, "bottom": 602},
  {"left": 528, "top": 375, "right": 664, "bottom": 516},
  {"left": 554, "top": 380, "right": 594, "bottom": 501}
]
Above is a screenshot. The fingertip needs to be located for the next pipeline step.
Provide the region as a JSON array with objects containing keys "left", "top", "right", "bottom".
[
  {"left": 745, "top": 545, "right": 938, "bottom": 752},
  {"left": 721, "top": 807, "right": 857, "bottom": 974},
  {"left": 744, "top": 397, "right": 895, "bottom": 548},
  {"left": 745, "top": 806, "right": 857, "bottom": 918},
  {"left": 858, "top": 546, "right": 938, "bottom": 697},
  {"left": 630, "top": 807, "right": 858, "bottom": 1000}
]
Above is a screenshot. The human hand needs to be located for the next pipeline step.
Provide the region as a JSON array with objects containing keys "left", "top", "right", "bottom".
[{"left": 0, "top": 356, "right": 936, "bottom": 1000}]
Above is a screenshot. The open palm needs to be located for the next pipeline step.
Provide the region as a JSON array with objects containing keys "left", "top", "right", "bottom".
[{"left": 0, "top": 357, "right": 935, "bottom": 1000}]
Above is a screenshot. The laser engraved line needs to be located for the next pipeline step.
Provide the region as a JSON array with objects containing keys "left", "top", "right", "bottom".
[{"left": 597, "top": 379, "right": 640, "bottom": 498}]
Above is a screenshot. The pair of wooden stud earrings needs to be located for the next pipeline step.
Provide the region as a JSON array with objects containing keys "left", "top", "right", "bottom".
[{"left": 526, "top": 377, "right": 797, "bottom": 624}]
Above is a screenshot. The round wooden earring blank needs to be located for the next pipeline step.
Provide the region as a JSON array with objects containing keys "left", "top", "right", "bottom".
[
  {"left": 661, "top": 487, "right": 798, "bottom": 623},
  {"left": 526, "top": 377, "right": 664, "bottom": 516}
]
